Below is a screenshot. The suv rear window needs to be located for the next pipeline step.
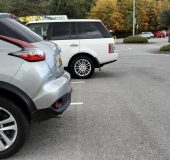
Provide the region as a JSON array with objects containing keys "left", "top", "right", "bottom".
[
  {"left": 77, "top": 22, "right": 112, "bottom": 39},
  {"left": 0, "top": 18, "right": 43, "bottom": 43}
]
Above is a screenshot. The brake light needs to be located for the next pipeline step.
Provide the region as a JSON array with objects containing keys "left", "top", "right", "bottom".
[
  {"left": 0, "top": 35, "right": 45, "bottom": 61},
  {"left": 10, "top": 48, "right": 45, "bottom": 62},
  {"left": 10, "top": 14, "right": 18, "bottom": 20},
  {"left": 108, "top": 43, "right": 115, "bottom": 53}
]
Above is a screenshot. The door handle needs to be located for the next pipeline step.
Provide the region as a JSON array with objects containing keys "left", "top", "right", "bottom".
[{"left": 70, "top": 44, "right": 79, "bottom": 47}]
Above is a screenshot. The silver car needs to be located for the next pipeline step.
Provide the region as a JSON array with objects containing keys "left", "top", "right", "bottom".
[{"left": 0, "top": 13, "right": 71, "bottom": 159}]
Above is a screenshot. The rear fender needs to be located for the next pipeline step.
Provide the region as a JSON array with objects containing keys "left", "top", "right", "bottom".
[{"left": 0, "top": 81, "right": 37, "bottom": 120}]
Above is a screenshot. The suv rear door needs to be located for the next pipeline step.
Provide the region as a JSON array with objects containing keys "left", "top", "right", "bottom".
[{"left": 49, "top": 22, "right": 79, "bottom": 67}]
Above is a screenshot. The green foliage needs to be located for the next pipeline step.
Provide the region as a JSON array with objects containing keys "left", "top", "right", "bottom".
[
  {"left": 0, "top": 0, "right": 51, "bottom": 16},
  {"left": 123, "top": 36, "right": 148, "bottom": 43},
  {"left": 50, "top": 0, "right": 95, "bottom": 18},
  {"left": 0, "top": 0, "right": 95, "bottom": 18},
  {"left": 117, "top": 0, "right": 133, "bottom": 31},
  {"left": 88, "top": 0, "right": 170, "bottom": 32},
  {"left": 0, "top": 0, "right": 12, "bottom": 12},
  {"left": 160, "top": 9, "right": 170, "bottom": 27},
  {"left": 87, "top": 0, "right": 124, "bottom": 31},
  {"left": 160, "top": 9, "right": 170, "bottom": 42},
  {"left": 1, "top": 0, "right": 170, "bottom": 33},
  {"left": 160, "top": 44, "right": 170, "bottom": 52}
]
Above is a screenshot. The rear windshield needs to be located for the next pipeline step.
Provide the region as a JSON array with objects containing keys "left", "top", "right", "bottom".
[
  {"left": 77, "top": 22, "right": 112, "bottom": 39},
  {"left": 0, "top": 18, "right": 43, "bottom": 43}
]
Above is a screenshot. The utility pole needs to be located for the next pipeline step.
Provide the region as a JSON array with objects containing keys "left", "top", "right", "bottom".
[{"left": 133, "top": 0, "right": 136, "bottom": 36}]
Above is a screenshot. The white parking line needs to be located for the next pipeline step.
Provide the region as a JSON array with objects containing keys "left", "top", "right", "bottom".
[
  {"left": 115, "top": 48, "right": 132, "bottom": 52},
  {"left": 143, "top": 54, "right": 170, "bottom": 56},
  {"left": 71, "top": 81, "right": 85, "bottom": 84},
  {"left": 71, "top": 102, "right": 84, "bottom": 105}
]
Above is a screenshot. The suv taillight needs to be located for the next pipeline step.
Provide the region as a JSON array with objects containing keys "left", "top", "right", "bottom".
[
  {"left": 108, "top": 43, "right": 115, "bottom": 53},
  {"left": 10, "top": 48, "right": 45, "bottom": 62}
]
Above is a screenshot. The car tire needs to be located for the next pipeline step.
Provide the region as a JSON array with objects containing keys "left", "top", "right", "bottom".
[
  {"left": 0, "top": 97, "right": 30, "bottom": 159},
  {"left": 70, "top": 55, "right": 95, "bottom": 79}
]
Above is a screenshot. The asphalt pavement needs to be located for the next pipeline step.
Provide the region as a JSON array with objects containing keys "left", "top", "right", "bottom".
[{"left": 12, "top": 38, "right": 170, "bottom": 160}]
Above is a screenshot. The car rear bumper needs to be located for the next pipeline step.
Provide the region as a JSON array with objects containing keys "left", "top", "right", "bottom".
[
  {"left": 33, "top": 71, "right": 71, "bottom": 110},
  {"left": 32, "top": 91, "right": 71, "bottom": 121}
]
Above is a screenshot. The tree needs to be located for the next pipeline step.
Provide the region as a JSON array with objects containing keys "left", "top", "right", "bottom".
[
  {"left": 88, "top": 0, "right": 124, "bottom": 32},
  {"left": 50, "top": 0, "right": 95, "bottom": 18},
  {"left": 0, "top": 0, "right": 49, "bottom": 16},
  {"left": 0, "top": 0, "right": 13, "bottom": 13},
  {"left": 160, "top": 9, "right": 170, "bottom": 42},
  {"left": 117, "top": 0, "right": 133, "bottom": 32},
  {"left": 88, "top": 0, "right": 170, "bottom": 33},
  {"left": 135, "top": 0, "right": 170, "bottom": 32},
  {"left": 1, "top": 0, "right": 170, "bottom": 34}
]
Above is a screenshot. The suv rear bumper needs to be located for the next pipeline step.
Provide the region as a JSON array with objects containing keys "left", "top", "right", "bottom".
[
  {"left": 98, "top": 52, "right": 118, "bottom": 67},
  {"left": 100, "top": 60, "right": 117, "bottom": 67}
]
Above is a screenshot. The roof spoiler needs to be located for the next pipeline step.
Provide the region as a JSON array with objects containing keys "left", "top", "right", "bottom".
[{"left": 0, "top": 13, "right": 18, "bottom": 20}]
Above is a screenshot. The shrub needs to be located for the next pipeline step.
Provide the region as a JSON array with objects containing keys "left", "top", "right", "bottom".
[
  {"left": 123, "top": 36, "right": 148, "bottom": 43},
  {"left": 160, "top": 44, "right": 170, "bottom": 52}
]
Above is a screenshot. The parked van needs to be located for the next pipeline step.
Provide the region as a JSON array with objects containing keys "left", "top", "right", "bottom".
[{"left": 26, "top": 19, "right": 118, "bottom": 79}]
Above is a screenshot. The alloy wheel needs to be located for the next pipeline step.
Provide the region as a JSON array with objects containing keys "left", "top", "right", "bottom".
[
  {"left": 0, "top": 107, "right": 18, "bottom": 151},
  {"left": 74, "top": 59, "right": 92, "bottom": 77}
]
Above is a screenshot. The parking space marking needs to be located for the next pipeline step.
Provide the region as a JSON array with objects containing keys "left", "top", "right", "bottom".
[
  {"left": 122, "top": 54, "right": 170, "bottom": 57},
  {"left": 71, "top": 81, "right": 85, "bottom": 84},
  {"left": 71, "top": 102, "right": 84, "bottom": 105},
  {"left": 144, "top": 54, "right": 170, "bottom": 56},
  {"left": 115, "top": 48, "right": 132, "bottom": 52}
]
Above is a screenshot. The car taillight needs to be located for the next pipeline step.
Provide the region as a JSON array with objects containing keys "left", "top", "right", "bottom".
[
  {"left": 10, "top": 48, "right": 45, "bottom": 62},
  {"left": 108, "top": 43, "right": 115, "bottom": 53},
  {"left": 10, "top": 14, "right": 18, "bottom": 20}
]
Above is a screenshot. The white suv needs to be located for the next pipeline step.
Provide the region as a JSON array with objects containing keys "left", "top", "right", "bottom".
[{"left": 27, "top": 19, "right": 118, "bottom": 79}]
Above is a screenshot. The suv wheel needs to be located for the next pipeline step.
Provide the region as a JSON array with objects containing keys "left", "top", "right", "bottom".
[
  {"left": 70, "top": 56, "right": 95, "bottom": 79},
  {"left": 0, "top": 97, "right": 30, "bottom": 159}
]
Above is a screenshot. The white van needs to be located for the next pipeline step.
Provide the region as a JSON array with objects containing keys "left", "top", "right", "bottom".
[{"left": 26, "top": 19, "right": 118, "bottom": 79}]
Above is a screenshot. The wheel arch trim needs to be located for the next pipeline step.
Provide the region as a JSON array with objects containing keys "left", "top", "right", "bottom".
[
  {"left": 68, "top": 52, "right": 100, "bottom": 68},
  {"left": 0, "top": 81, "right": 37, "bottom": 120}
]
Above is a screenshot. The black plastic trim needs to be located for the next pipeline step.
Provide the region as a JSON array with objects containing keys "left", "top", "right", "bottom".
[
  {"left": 94, "top": 57, "right": 101, "bottom": 70},
  {"left": 100, "top": 60, "right": 117, "bottom": 67},
  {"left": 33, "top": 91, "right": 72, "bottom": 122}
]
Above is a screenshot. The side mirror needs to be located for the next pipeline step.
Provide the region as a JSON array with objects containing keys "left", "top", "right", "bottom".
[
  {"left": 109, "top": 30, "right": 113, "bottom": 34},
  {"left": 42, "top": 33, "right": 47, "bottom": 40}
]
